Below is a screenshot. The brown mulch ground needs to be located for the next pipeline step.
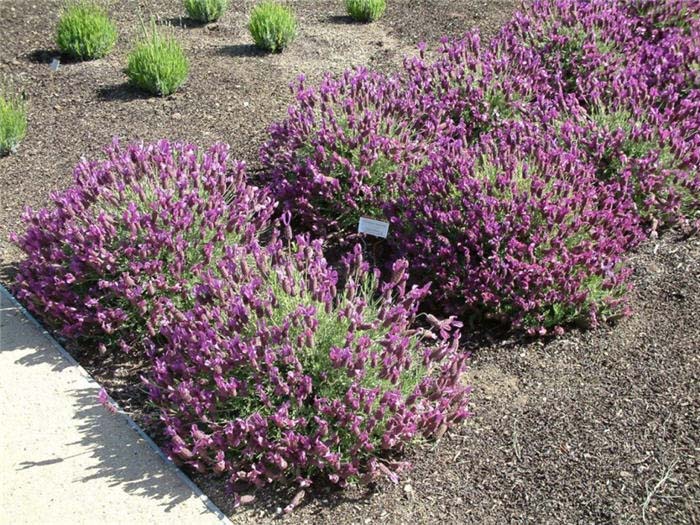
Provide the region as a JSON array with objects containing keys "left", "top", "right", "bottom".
[{"left": 1, "top": 1, "right": 699, "bottom": 523}]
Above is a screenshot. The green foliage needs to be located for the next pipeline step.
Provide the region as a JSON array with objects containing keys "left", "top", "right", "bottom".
[
  {"left": 0, "top": 81, "right": 28, "bottom": 157},
  {"left": 248, "top": 1, "right": 297, "bottom": 53},
  {"left": 126, "top": 20, "right": 189, "bottom": 96},
  {"left": 56, "top": 1, "right": 118, "bottom": 60},
  {"left": 296, "top": 121, "right": 400, "bottom": 232},
  {"left": 183, "top": 0, "right": 229, "bottom": 22},
  {"left": 267, "top": 254, "right": 427, "bottom": 409},
  {"left": 585, "top": 105, "right": 698, "bottom": 221},
  {"left": 345, "top": 0, "right": 386, "bottom": 22}
]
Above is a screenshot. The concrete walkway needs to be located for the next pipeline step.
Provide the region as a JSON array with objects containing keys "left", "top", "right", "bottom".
[{"left": 0, "top": 287, "right": 230, "bottom": 525}]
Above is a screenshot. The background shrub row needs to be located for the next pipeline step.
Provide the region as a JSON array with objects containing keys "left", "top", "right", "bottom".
[
  {"left": 52, "top": 0, "right": 387, "bottom": 96},
  {"left": 2, "top": 0, "right": 388, "bottom": 149}
]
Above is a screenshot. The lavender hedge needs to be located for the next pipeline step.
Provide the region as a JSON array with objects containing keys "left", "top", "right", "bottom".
[
  {"left": 260, "top": 0, "right": 700, "bottom": 333},
  {"left": 12, "top": 140, "right": 470, "bottom": 496},
  {"left": 8, "top": 0, "right": 699, "bottom": 508}
]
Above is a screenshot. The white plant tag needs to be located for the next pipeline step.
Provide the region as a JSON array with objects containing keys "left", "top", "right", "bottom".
[
  {"left": 358, "top": 217, "right": 389, "bottom": 238},
  {"left": 50, "top": 58, "right": 60, "bottom": 72}
]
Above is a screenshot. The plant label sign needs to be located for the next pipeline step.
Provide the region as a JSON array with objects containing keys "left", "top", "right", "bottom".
[{"left": 358, "top": 217, "right": 389, "bottom": 238}]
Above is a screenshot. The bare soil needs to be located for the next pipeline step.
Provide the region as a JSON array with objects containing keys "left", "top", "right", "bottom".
[{"left": 1, "top": 1, "right": 698, "bottom": 523}]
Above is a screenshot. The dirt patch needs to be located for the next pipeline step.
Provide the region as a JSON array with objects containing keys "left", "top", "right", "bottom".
[
  {"left": 2, "top": 1, "right": 699, "bottom": 524},
  {"left": 382, "top": 0, "right": 517, "bottom": 44}
]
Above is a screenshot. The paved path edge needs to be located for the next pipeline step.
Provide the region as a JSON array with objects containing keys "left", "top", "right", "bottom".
[{"left": 0, "top": 283, "right": 233, "bottom": 525}]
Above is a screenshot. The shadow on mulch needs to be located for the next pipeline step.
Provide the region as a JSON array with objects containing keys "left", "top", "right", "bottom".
[
  {"left": 0, "top": 261, "right": 17, "bottom": 286},
  {"left": 217, "top": 44, "right": 267, "bottom": 58},
  {"left": 156, "top": 16, "right": 208, "bottom": 29},
  {"left": 190, "top": 466, "right": 380, "bottom": 518},
  {"left": 325, "top": 15, "right": 358, "bottom": 25},
  {"left": 96, "top": 83, "right": 153, "bottom": 103},
  {"left": 24, "top": 49, "right": 81, "bottom": 66}
]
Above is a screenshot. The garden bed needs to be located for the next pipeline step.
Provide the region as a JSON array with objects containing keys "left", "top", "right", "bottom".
[{"left": 1, "top": 0, "right": 698, "bottom": 523}]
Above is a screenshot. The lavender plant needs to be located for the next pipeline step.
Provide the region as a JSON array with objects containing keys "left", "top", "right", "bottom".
[
  {"left": 261, "top": 0, "right": 699, "bottom": 333},
  {"left": 183, "top": 0, "right": 229, "bottom": 23},
  {"left": 146, "top": 236, "right": 470, "bottom": 498},
  {"left": 505, "top": 0, "right": 700, "bottom": 226},
  {"left": 401, "top": 32, "right": 548, "bottom": 142},
  {"left": 248, "top": 1, "right": 297, "bottom": 53},
  {"left": 56, "top": 1, "right": 118, "bottom": 60},
  {"left": 345, "top": 0, "right": 387, "bottom": 22},
  {"left": 126, "top": 20, "right": 189, "bottom": 96},
  {"left": 580, "top": 103, "right": 700, "bottom": 228},
  {"left": 12, "top": 139, "right": 471, "bottom": 499},
  {"left": 390, "top": 121, "right": 642, "bottom": 333},
  {"left": 0, "top": 80, "right": 27, "bottom": 157},
  {"left": 260, "top": 68, "right": 437, "bottom": 238},
  {"left": 11, "top": 140, "right": 275, "bottom": 354}
]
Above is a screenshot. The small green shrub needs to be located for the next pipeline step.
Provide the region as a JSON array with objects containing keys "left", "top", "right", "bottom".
[
  {"left": 345, "top": 0, "right": 386, "bottom": 22},
  {"left": 248, "top": 1, "right": 297, "bottom": 53},
  {"left": 0, "top": 82, "right": 27, "bottom": 157},
  {"left": 183, "top": 0, "right": 229, "bottom": 22},
  {"left": 126, "top": 20, "right": 189, "bottom": 96},
  {"left": 56, "top": 1, "right": 118, "bottom": 60}
]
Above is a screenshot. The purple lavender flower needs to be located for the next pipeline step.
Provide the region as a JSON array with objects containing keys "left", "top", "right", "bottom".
[
  {"left": 11, "top": 139, "right": 276, "bottom": 354},
  {"left": 146, "top": 237, "right": 470, "bottom": 492},
  {"left": 260, "top": 0, "right": 699, "bottom": 332}
]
